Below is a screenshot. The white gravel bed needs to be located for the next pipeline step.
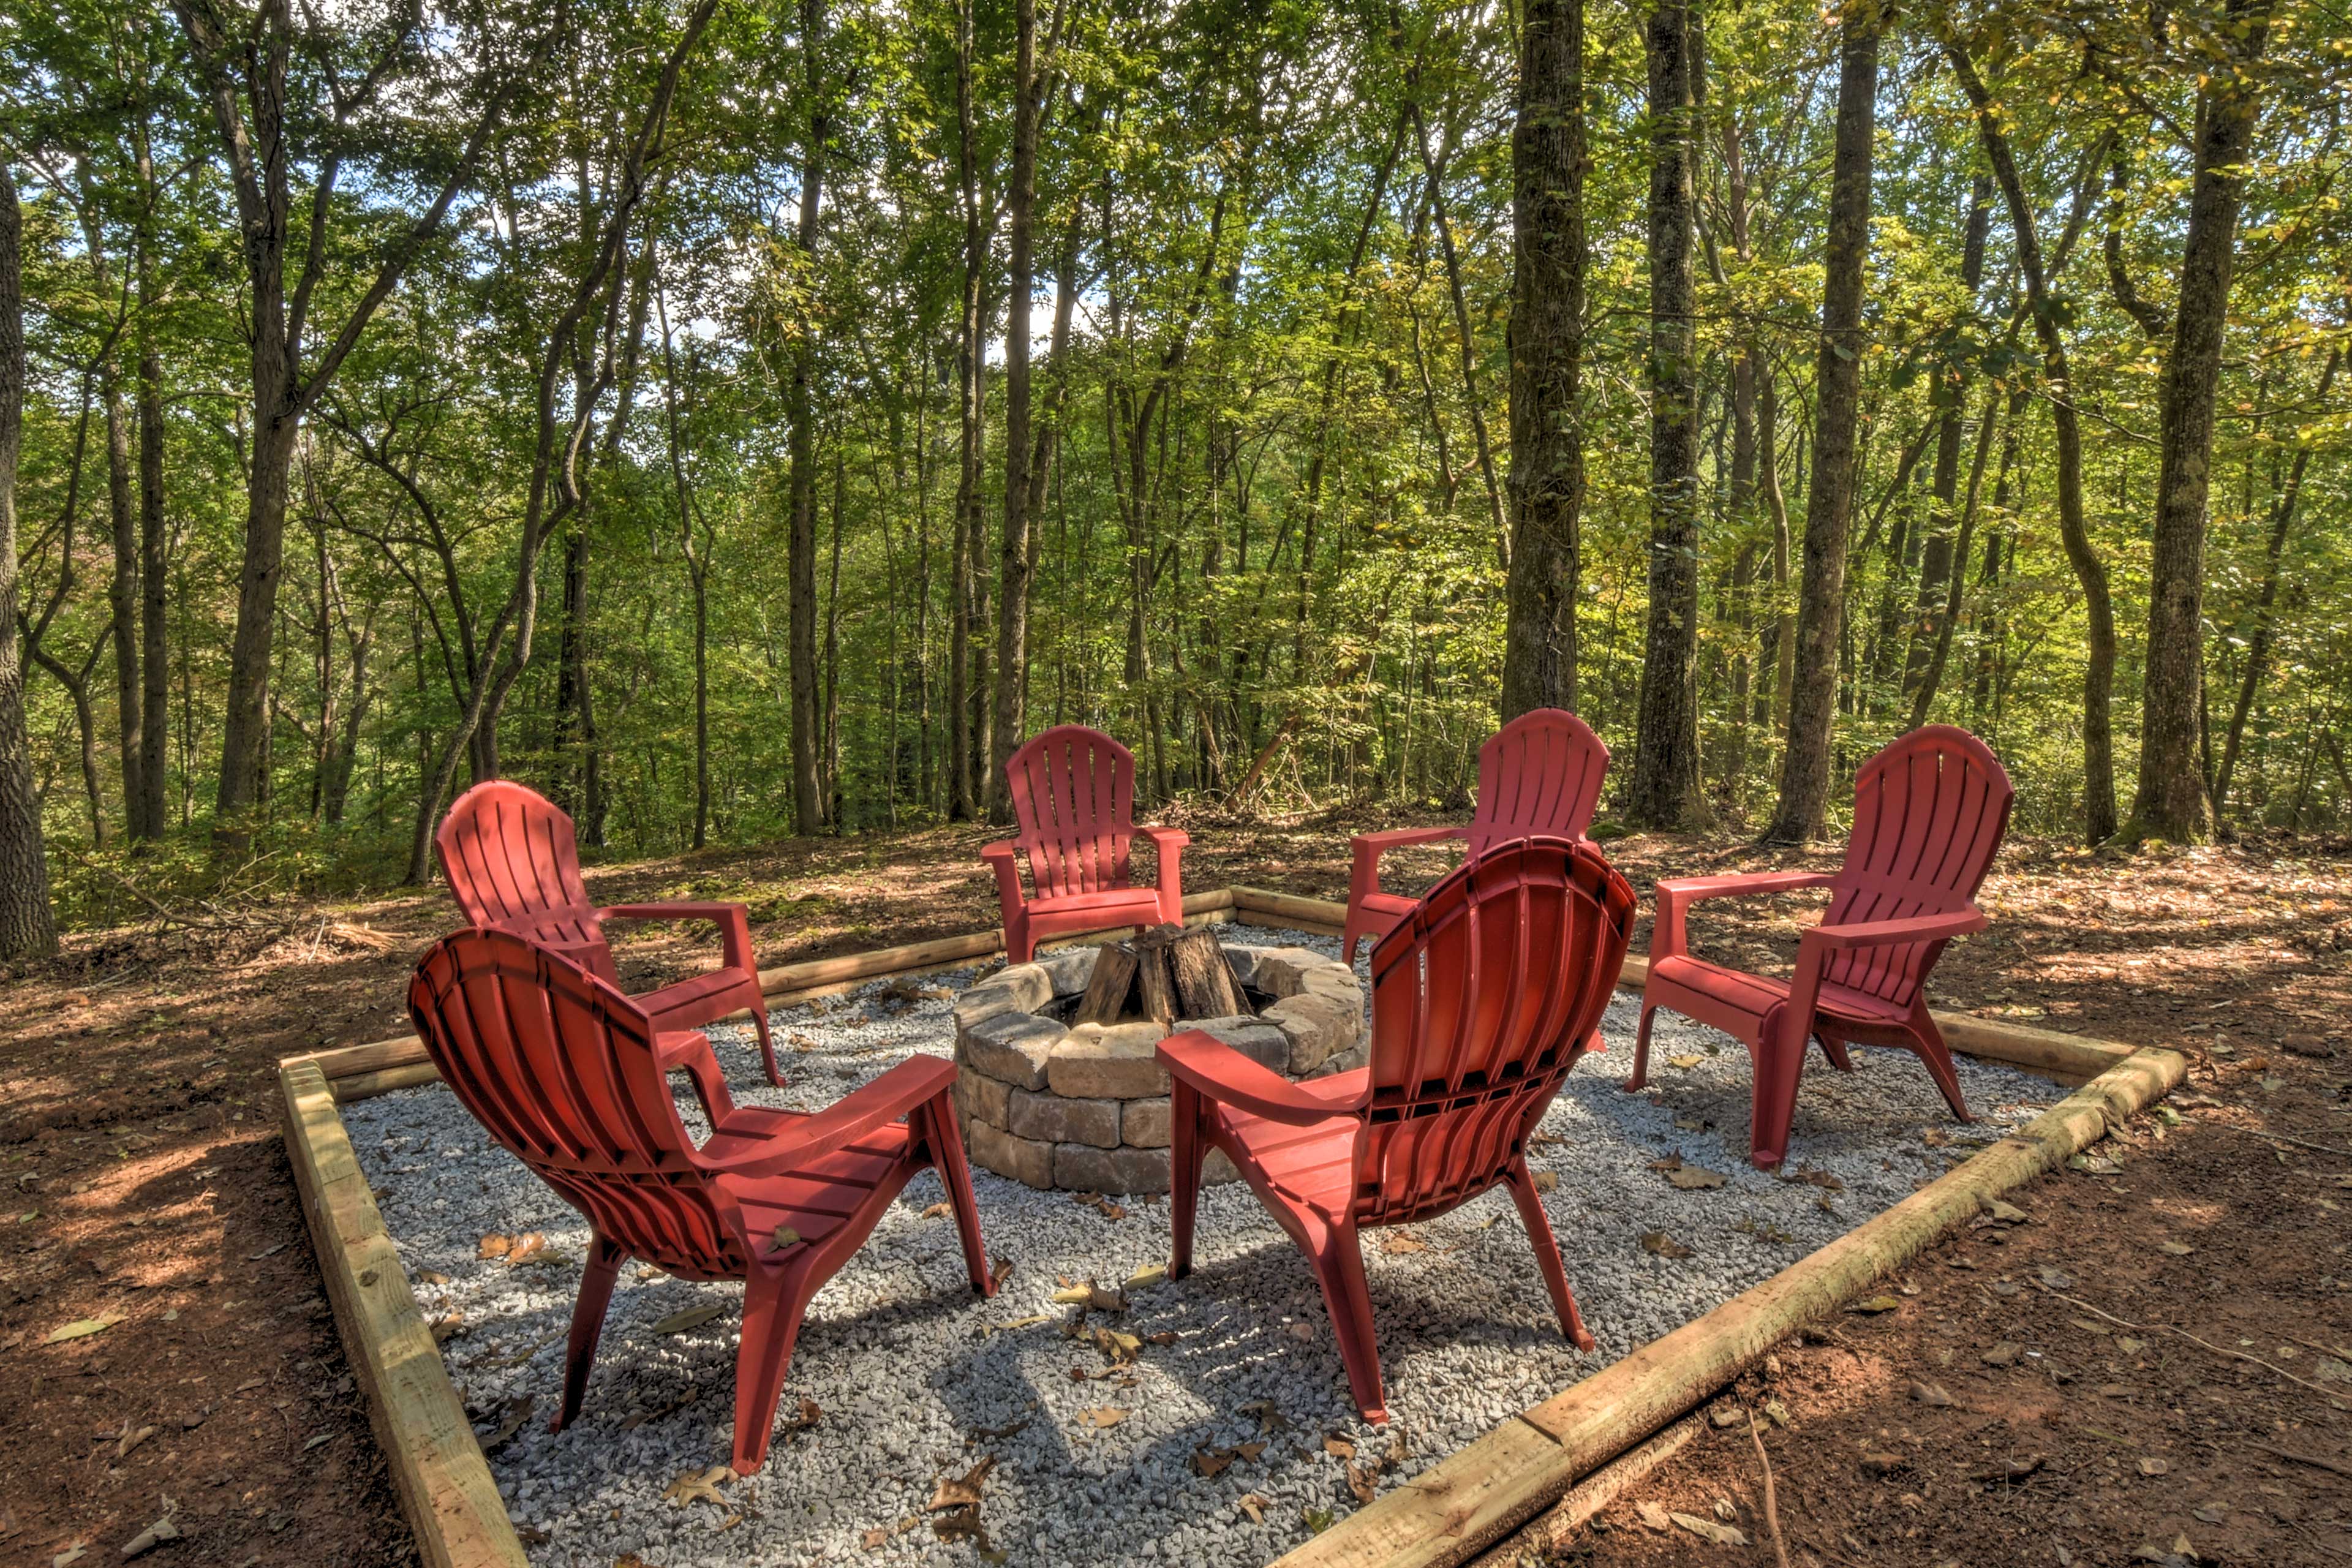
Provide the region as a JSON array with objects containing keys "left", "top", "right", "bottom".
[{"left": 348, "top": 924, "right": 2058, "bottom": 1568}]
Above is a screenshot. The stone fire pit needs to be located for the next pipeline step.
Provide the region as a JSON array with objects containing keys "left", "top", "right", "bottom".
[{"left": 952, "top": 939, "right": 1368, "bottom": 1193}]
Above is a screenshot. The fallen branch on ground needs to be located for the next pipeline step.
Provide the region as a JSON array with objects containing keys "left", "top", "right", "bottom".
[
  {"left": 2255, "top": 1443, "right": 2352, "bottom": 1480},
  {"left": 2038, "top": 1283, "right": 2345, "bottom": 1409},
  {"left": 1746, "top": 1409, "right": 1792, "bottom": 1568}
]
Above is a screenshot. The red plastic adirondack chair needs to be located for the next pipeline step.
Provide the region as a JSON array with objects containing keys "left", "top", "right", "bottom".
[
  {"left": 1160, "top": 837, "right": 1635, "bottom": 1422},
  {"left": 1626, "top": 725, "right": 2015, "bottom": 1169},
  {"left": 1341, "top": 709, "right": 1610, "bottom": 963},
  {"left": 407, "top": 929, "right": 993, "bottom": 1475},
  {"left": 437, "top": 780, "right": 784, "bottom": 1087},
  {"left": 982, "top": 725, "right": 1188, "bottom": 963}
]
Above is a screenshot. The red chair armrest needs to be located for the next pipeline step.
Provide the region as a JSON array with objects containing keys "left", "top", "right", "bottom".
[
  {"left": 700, "top": 1056, "right": 958, "bottom": 1178},
  {"left": 1348, "top": 826, "right": 1463, "bottom": 904},
  {"left": 1138, "top": 824, "right": 1190, "bottom": 851},
  {"left": 1803, "top": 905, "right": 1987, "bottom": 951},
  {"left": 1139, "top": 826, "right": 1187, "bottom": 916},
  {"left": 1157, "top": 1029, "right": 1366, "bottom": 1126},
  {"left": 980, "top": 839, "right": 1027, "bottom": 910},
  {"left": 1652, "top": 872, "right": 1837, "bottom": 961},
  {"left": 598, "top": 900, "right": 757, "bottom": 971}
]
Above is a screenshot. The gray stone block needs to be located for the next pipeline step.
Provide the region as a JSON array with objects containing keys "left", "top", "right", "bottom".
[
  {"left": 1008, "top": 1087, "right": 1120, "bottom": 1149},
  {"left": 1035, "top": 946, "right": 1096, "bottom": 997},
  {"left": 952, "top": 1068, "right": 1012, "bottom": 1129},
  {"left": 1054, "top": 1142, "right": 1172, "bottom": 1195},
  {"left": 1252, "top": 946, "right": 1330, "bottom": 1000},
  {"left": 1121, "top": 1096, "right": 1172, "bottom": 1148},
  {"left": 1047, "top": 1020, "right": 1170, "bottom": 1099},
  {"left": 967, "top": 1118, "right": 1054, "bottom": 1188},
  {"left": 959, "top": 1010, "right": 1065, "bottom": 1091},
  {"left": 1181, "top": 1016, "right": 1290, "bottom": 1074}
]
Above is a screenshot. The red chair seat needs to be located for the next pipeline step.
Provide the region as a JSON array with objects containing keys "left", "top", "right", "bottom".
[
  {"left": 1026, "top": 886, "right": 1167, "bottom": 919},
  {"left": 1647, "top": 954, "right": 1914, "bottom": 1028},
  {"left": 1163, "top": 840, "right": 1636, "bottom": 1422}
]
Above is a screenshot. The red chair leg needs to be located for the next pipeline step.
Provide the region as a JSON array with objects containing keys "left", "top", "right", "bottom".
[
  {"left": 1748, "top": 1003, "right": 1806, "bottom": 1170},
  {"left": 1905, "top": 1005, "right": 1975, "bottom": 1121},
  {"left": 1505, "top": 1160, "right": 1596, "bottom": 1351},
  {"left": 1305, "top": 1220, "right": 1387, "bottom": 1423},
  {"left": 1621, "top": 998, "right": 1660, "bottom": 1091},
  {"left": 732, "top": 1265, "right": 815, "bottom": 1475},
  {"left": 924, "top": 1094, "right": 995, "bottom": 1294},
  {"left": 750, "top": 1000, "right": 784, "bottom": 1088},
  {"left": 1340, "top": 904, "right": 1367, "bottom": 967},
  {"left": 1169, "top": 1083, "right": 1204, "bottom": 1280},
  {"left": 1817, "top": 1034, "right": 1855, "bottom": 1072},
  {"left": 1003, "top": 909, "right": 1035, "bottom": 965},
  {"left": 553, "top": 1234, "right": 627, "bottom": 1431}
]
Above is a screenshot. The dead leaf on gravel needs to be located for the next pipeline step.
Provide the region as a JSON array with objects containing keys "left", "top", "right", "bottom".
[
  {"left": 990, "top": 1255, "right": 1014, "bottom": 1291},
  {"left": 477, "top": 1234, "right": 513, "bottom": 1259},
  {"left": 1193, "top": 1447, "right": 1238, "bottom": 1479},
  {"left": 1080, "top": 1406, "right": 1130, "bottom": 1428},
  {"left": 649, "top": 1303, "right": 726, "bottom": 1336},
  {"left": 1145, "top": 1330, "right": 1177, "bottom": 1346},
  {"left": 1240, "top": 1400, "right": 1287, "bottom": 1434},
  {"left": 1635, "top": 1501, "right": 1671, "bottom": 1532},
  {"left": 1673, "top": 1114, "right": 1707, "bottom": 1131},
  {"left": 1848, "top": 1295, "right": 1902, "bottom": 1314},
  {"left": 1346, "top": 1461, "right": 1377, "bottom": 1504},
  {"left": 475, "top": 1395, "right": 534, "bottom": 1456},
  {"left": 1053, "top": 1281, "right": 1127, "bottom": 1313},
  {"left": 1670, "top": 1510, "right": 1747, "bottom": 1547},
  {"left": 1237, "top": 1494, "right": 1267, "bottom": 1525},
  {"left": 1667, "top": 1054, "right": 1704, "bottom": 1070},
  {"left": 1641, "top": 1231, "right": 1694, "bottom": 1259},
  {"left": 663, "top": 1464, "right": 729, "bottom": 1509},
  {"left": 777, "top": 1398, "right": 821, "bottom": 1437},
  {"left": 1125, "top": 1263, "right": 1167, "bottom": 1292},
  {"left": 1789, "top": 1166, "right": 1845, "bottom": 1192},
  {"left": 1531, "top": 1171, "right": 1560, "bottom": 1193},
  {"left": 861, "top": 1528, "right": 889, "bottom": 1550},
  {"left": 1382, "top": 1233, "right": 1430, "bottom": 1255},
  {"left": 1666, "top": 1164, "right": 1725, "bottom": 1191},
  {"left": 1091, "top": 1327, "right": 1142, "bottom": 1365},
  {"left": 503, "top": 1232, "right": 548, "bottom": 1266},
  {"left": 45, "top": 1316, "right": 120, "bottom": 1344},
  {"left": 1323, "top": 1435, "right": 1357, "bottom": 1460},
  {"left": 921, "top": 1202, "right": 952, "bottom": 1220},
  {"left": 929, "top": 1455, "right": 996, "bottom": 1512}
]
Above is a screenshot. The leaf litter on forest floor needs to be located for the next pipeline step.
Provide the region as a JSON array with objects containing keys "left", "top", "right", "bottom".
[{"left": 1648, "top": 1153, "right": 1727, "bottom": 1190}]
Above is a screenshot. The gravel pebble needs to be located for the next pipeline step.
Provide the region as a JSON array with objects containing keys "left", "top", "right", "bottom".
[{"left": 349, "top": 924, "right": 2056, "bottom": 1566}]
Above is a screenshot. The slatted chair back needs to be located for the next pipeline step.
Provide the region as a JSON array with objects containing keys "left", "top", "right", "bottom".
[
  {"left": 408, "top": 929, "right": 744, "bottom": 1278},
  {"left": 1004, "top": 725, "right": 1138, "bottom": 902},
  {"left": 1463, "top": 709, "right": 1610, "bottom": 854},
  {"left": 435, "top": 780, "right": 619, "bottom": 986},
  {"left": 1822, "top": 725, "right": 2015, "bottom": 1010},
  {"left": 1358, "top": 837, "right": 1635, "bottom": 1227}
]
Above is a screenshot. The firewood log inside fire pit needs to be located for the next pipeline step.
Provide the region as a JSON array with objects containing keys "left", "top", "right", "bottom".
[{"left": 1073, "top": 924, "right": 1253, "bottom": 1026}]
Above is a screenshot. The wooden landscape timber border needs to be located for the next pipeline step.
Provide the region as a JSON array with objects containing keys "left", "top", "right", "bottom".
[{"left": 274, "top": 883, "right": 2182, "bottom": 1568}]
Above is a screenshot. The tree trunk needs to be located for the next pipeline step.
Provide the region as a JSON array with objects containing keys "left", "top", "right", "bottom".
[
  {"left": 1947, "top": 39, "right": 2117, "bottom": 843},
  {"left": 949, "top": 0, "right": 984, "bottom": 822},
  {"left": 0, "top": 166, "right": 58, "bottom": 959},
  {"left": 1500, "top": 0, "right": 1585, "bottom": 721},
  {"left": 1909, "top": 386, "right": 2000, "bottom": 727},
  {"left": 132, "top": 105, "right": 170, "bottom": 842},
  {"left": 1627, "top": 0, "right": 1709, "bottom": 829},
  {"left": 1763, "top": 1, "right": 1881, "bottom": 844},
  {"left": 1413, "top": 105, "right": 1509, "bottom": 568},
  {"left": 2127, "top": 0, "right": 2272, "bottom": 843},
  {"left": 988, "top": 0, "right": 1041, "bottom": 826},
  {"left": 786, "top": 0, "right": 829, "bottom": 835},
  {"left": 1902, "top": 170, "right": 1992, "bottom": 706},
  {"left": 100, "top": 361, "right": 143, "bottom": 835}
]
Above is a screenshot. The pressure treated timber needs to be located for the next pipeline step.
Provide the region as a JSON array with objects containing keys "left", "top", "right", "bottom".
[
  {"left": 281, "top": 1058, "right": 528, "bottom": 1568},
  {"left": 284, "top": 882, "right": 2177, "bottom": 1568},
  {"left": 1464, "top": 1417, "right": 1702, "bottom": 1567}
]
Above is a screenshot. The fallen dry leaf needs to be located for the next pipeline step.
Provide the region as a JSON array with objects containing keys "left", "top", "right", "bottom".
[
  {"left": 1667, "top": 1054, "right": 1704, "bottom": 1070},
  {"left": 1848, "top": 1294, "right": 1902, "bottom": 1314},
  {"left": 1640, "top": 1230, "right": 1694, "bottom": 1259},
  {"left": 1531, "top": 1171, "right": 1560, "bottom": 1194},
  {"left": 650, "top": 1303, "right": 726, "bottom": 1335},
  {"left": 990, "top": 1255, "right": 1015, "bottom": 1292},
  {"left": 1346, "top": 1461, "right": 1377, "bottom": 1504},
  {"left": 861, "top": 1527, "right": 889, "bottom": 1550},
  {"left": 502, "top": 1232, "right": 548, "bottom": 1266},
  {"left": 1671, "top": 1510, "right": 1748, "bottom": 1547},
  {"left": 45, "top": 1316, "right": 119, "bottom": 1344},
  {"left": 1237, "top": 1494, "right": 1267, "bottom": 1525},
  {"left": 475, "top": 1395, "right": 535, "bottom": 1456},
  {"left": 477, "top": 1234, "right": 512, "bottom": 1259},
  {"left": 929, "top": 1455, "right": 996, "bottom": 1512},
  {"left": 921, "top": 1202, "right": 953, "bottom": 1220},
  {"left": 771, "top": 1224, "right": 804, "bottom": 1252},
  {"left": 118, "top": 1509, "right": 181, "bottom": 1560},
  {"left": 1910, "top": 1381, "right": 1954, "bottom": 1407},
  {"left": 1193, "top": 1446, "right": 1237, "bottom": 1479},
  {"left": 1125, "top": 1262, "right": 1168, "bottom": 1292},
  {"left": 778, "top": 1397, "right": 821, "bottom": 1436},
  {"left": 115, "top": 1419, "right": 157, "bottom": 1460},
  {"left": 1635, "top": 1500, "right": 1672, "bottom": 1532},
  {"left": 1788, "top": 1166, "right": 1845, "bottom": 1192},
  {"left": 1381, "top": 1234, "right": 1430, "bottom": 1256},
  {"left": 1240, "top": 1400, "right": 1287, "bottom": 1434},
  {"left": 1091, "top": 1326, "right": 1142, "bottom": 1365},
  {"left": 1665, "top": 1164, "right": 1726, "bottom": 1191},
  {"left": 663, "top": 1465, "right": 729, "bottom": 1509},
  {"left": 1081, "top": 1406, "right": 1131, "bottom": 1428},
  {"left": 1323, "top": 1435, "right": 1357, "bottom": 1460}
]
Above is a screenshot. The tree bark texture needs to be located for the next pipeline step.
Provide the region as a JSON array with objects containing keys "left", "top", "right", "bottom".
[
  {"left": 0, "top": 166, "right": 59, "bottom": 959},
  {"left": 1500, "top": 0, "right": 1586, "bottom": 722},
  {"left": 787, "top": 0, "right": 830, "bottom": 835},
  {"left": 988, "top": 0, "right": 1041, "bottom": 826},
  {"left": 1764, "top": 2, "right": 1880, "bottom": 845},
  {"left": 1628, "top": 0, "right": 1708, "bottom": 829}
]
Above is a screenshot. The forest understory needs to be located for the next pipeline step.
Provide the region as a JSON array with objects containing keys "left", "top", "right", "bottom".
[{"left": 2, "top": 814, "right": 2348, "bottom": 1567}]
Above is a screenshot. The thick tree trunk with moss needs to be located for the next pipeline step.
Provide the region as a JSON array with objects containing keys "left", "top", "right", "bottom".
[
  {"left": 1627, "top": 0, "right": 1709, "bottom": 829},
  {"left": 0, "top": 167, "right": 58, "bottom": 959},
  {"left": 2127, "top": 0, "right": 2272, "bottom": 843},
  {"left": 1764, "top": 2, "right": 1880, "bottom": 844},
  {"left": 1500, "top": 0, "right": 1586, "bottom": 722}
]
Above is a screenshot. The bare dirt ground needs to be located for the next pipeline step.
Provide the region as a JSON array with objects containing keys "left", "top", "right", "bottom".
[{"left": 2, "top": 809, "right": 2347, "bottom": 1567}]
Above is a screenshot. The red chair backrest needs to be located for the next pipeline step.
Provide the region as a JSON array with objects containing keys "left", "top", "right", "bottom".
[
  {"left": 407, "top": 929, "right": 746, "bottom": 1277},
  {"left": 1463, "top": 709, "right": 1610, "bottom": 854},
  {"left": 1823, "top": 725, "right": 2015, "bottom": 1008},
  {"left": 1003, "top": 725, "right": 1137, "bottom": 900},
  {"left": 435, "top": 780, "right": 617, "bottom": 984},
  {"left": 1359, "top": 837, "right": 1635, "bottom": 1227}
]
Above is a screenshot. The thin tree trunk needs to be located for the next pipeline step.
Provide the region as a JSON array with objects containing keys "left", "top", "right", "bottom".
[
  {"left": 988, "top": 0, "right": 1042, "bottom": 825},
  {"left": 1760, "top": 364, "right": 1795, "bottom": 730},
  {"left": 2127, "top": 0, "right": 2273, "bottom": 842},
  {"left": 100, "top": 361, "right": 143, "bottom": 834},
  {"left": 1628, "top": 0, "right": 1709, "bottom": 829},
  {"left": 786, "top": 0, "right": 829, "bottom": 835},
  {"left": 1903, "top": 170, "right": 1992, "bottom": 706},
  {"left": 1764, "top": 1, "right": 1882, "bottom": 844},
  {"left": 2216, "top": 344, "right": 2341, "bottom": 818},
  {"left": 1909, "top": 386, "right": 2000, "bottom": 727},
  {"left": 1500, "top": 0, "right": 1585, "bottom": 720},
  {"left": 1947, "top": 39, "right": 2117, "bottom": 843},
  {"left": 1412, "top": 104, "right": 1509, "bottom": 568},
  {"left": 949, "top": 0, "right": 984, "bottom": 821},
  {"left": 132, "top": 105, "right": 169, "bottom": 842},
  {"left": 0, "top": 165, "right": 58, "bottom": 957}
]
